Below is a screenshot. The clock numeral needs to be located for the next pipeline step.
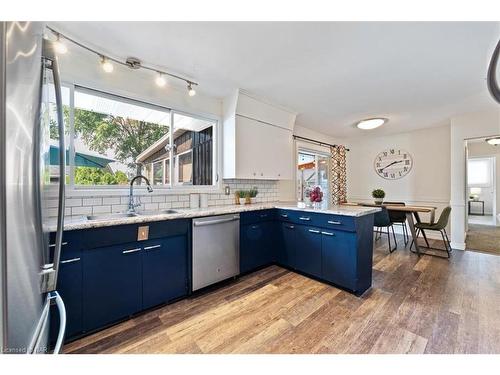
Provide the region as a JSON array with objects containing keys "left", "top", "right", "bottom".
[
  {"left": 376, "top": 163, "right": 381, "bottom": 167},
  {"left": 405, "top": 160, "right": 410, "bottom": 165},
  {"left": 390, "top": 149, "right": 395, "bottom": 154},
  {"left": 383, "top": 172, "right": 388, "bottom": 177}
]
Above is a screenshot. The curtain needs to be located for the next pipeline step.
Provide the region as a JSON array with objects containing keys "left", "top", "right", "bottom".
[{"left": 330, "top": 145, "right": 347, "bottom": 205}]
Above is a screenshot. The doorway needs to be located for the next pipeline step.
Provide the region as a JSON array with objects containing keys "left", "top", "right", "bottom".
[{"left": 465, "top": 137, "right": 500, "bottom": 255}]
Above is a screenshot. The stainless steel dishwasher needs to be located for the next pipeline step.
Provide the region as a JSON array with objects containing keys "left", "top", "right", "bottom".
[{"left": 192, "top": 214, "right": 240, "bottom": 291}]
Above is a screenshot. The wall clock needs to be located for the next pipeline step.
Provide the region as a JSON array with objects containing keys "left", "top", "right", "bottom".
[{"left": 374, "top": 148, "right": 413, "bottom": 180}]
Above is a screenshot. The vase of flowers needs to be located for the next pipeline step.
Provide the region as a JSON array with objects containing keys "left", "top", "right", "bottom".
[
  {"left": 372, "top": 189, "right": 385, "bottom": 205},
  {"left": 309, "top": 186, "right": 323, "bottom": 209}
]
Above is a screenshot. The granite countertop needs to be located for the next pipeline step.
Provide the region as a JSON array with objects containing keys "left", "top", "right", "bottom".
[{"left": 48, "top": 201, "right": 380, "bottom": 232}]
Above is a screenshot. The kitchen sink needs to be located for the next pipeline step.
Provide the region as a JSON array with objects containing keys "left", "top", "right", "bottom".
[
  {"left": 135, "top": 209, "right": 178, "bottom": 216},
  {"left": 86, "top": 212, "right": 137, "bottom": 221}
]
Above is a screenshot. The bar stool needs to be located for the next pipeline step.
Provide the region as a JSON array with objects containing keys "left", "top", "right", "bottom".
[
  {"left": 410, "top": 206, "right": 452, "bottom": 258},
  {"left": 384, "top": 201, "right": 409, "bottom": 246},
  {"left": 373, "top": 207, "right": 397, "bottom": 253}
]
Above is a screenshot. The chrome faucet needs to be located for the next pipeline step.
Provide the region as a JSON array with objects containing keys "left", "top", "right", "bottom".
[{"left": 128, "top": 175, "right": 153, "bottom": 213}]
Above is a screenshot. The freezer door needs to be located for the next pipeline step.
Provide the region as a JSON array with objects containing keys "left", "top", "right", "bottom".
[{"left": 1, "top": 21, "right": 49, "bottom": 354}]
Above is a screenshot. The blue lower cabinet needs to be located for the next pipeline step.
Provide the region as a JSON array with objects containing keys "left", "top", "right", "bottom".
[
  {"left": 83, "top": 243, "right": 143, "bottom": 332},
  {"left": 50, "top": 255, "right": 82, "bottom": 343},
  {"left": 240, "top": 222, "right": 273, "bottom": 273},
  {"left": 142, "top": 235, "right": 188, "bottom": 310},
  {"left": 278, "top": 222, "right": 297, "bottom": 269},
  {"left": 295, "top": 225, "right": 322, "bottom": 278},
  {"left": 321, "top": 230, "right": 357, "bottom": 291}
]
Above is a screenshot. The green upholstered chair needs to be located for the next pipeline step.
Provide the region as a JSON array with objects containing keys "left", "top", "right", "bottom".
[
  {"left": 373, "top": 207, "right": 397, "bottom": 253},
  {"left": 410, "top": 206, "right": 452, "bottom": 258},
  {"left": 384, "top": 201, "right": 409, "bottom": 246}
]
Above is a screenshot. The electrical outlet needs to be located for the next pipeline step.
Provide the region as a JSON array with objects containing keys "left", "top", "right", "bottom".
[
  {"left": 137, "top": 226, "right": 149, "bottom": 241},
  {"left": 224, "top": 186, "right": 231, "bottom": 195}
]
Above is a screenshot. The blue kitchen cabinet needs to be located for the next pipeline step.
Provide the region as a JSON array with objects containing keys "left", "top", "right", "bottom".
[
  {"left": 142, "top": 235, "right": 189, "bottom": 310},
  {"left": 82, "top": 242, "right": 143, "bottom": 332},
  {"left": 321, "top": 229, "right": 357, "bottom": 291},
  {"left": 49, "top": 255, "right": 82, "bottom": 343},
  {"left": 240, "top": 221, "right": 274, "bottom": 273},
  {"left": 294, "top": 225, "right": 322, "bottom": 278},
  {"left": 278, "top": 222, "right": 297, "bottom": 269},
  {"left": 48, "top": 231, "right": 83, "bottom": 343}
]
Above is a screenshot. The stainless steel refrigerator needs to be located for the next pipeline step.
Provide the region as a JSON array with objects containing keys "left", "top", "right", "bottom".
[{"left": 0, "top": 21, "right": 66, "bottom": 354}]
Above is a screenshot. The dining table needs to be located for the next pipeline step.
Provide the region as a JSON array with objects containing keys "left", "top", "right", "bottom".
[{"left": 342, "top": 202, "right": 437, "bottom": 256}]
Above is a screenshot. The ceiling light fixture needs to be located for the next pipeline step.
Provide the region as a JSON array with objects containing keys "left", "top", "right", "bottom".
[
  {"left": 486, "top": 136, "right": 500, "bottom": 146},
  {"left": 187, "top": 82, "right": 196, "bottom": 97},
  {"left": 100, "top": 56, "right": 114, "bottom": 73},
  {"left": 46, "top": 26, "right": 199, "bottom": 97},
  {"left": 356, "top": 118, "right": 388, "bottom": 130},
  {"left": 155, "top": 72, "right": 166, "bottom": 87},
  {"left": 53, "top": 33, "right": 67, "bottom": 54}
]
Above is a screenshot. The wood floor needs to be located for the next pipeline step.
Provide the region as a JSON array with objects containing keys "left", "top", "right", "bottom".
[{"left": 64, "top": 235, "right": 500, "bottom": 354}]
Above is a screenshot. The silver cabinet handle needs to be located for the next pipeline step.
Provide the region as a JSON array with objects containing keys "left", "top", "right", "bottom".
[
  {"left": 260, "top": 214, "right": 268, "bottom": 218},
  {"left": 49, "top": 242, "right": 68, "bottom": 248},
  {"left": 321, "top": 231, "right": 335, "bottom": 236},
  {"left": 280, "top": 214, "right": 288, "bottom": 218},
  {"left": 299, "top": 217, "right": 311, "bottom": 221},
  {"left": 328, "top": 220, "right": 342, "bottom": 225},
  {"left": 308, "top": 229, "right": 320, "bottom": 234},
  {"left": 60, "top": 257, "right": 80, "bottom": 264},
  {"left": 251, "top": 225, "right": 259, "bottom": 229},
  {"left": 144, "top": 245, "right": 161, "bottom": 251},
  {"left": 285, "top": 225, "right": 294, "bottom": 229},
  {"left": 122, "top": 248, "right": 141, "bottom": 254}
]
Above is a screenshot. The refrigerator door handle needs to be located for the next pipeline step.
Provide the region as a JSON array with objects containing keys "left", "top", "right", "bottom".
[
  {"left": 41, "top": 40, "right": 65, "bottom": 293},
  {"left": 50, "top": 291, "right": 66, "bottom": 354}
]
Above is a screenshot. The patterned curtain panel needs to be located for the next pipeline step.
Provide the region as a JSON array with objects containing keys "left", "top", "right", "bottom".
[{"left": 330, "top": 145, "right": 347, "bottom": 205}]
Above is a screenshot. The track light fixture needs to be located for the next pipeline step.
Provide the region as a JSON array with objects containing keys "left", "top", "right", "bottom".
[
  {"left": 100, "top": 56, "right": 114, "bottom": 73},
  {"left": 46, "top": 26, "right": 198, "bottom": 96}
]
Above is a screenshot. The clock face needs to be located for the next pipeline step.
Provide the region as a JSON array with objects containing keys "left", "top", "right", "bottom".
[{"left": 374, "top": 148, "right": 413, "bottom": 180}]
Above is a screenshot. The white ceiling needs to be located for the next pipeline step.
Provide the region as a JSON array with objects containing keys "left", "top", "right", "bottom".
[{"left": 51, "top": 21, "right": 500, "bottom": 138}]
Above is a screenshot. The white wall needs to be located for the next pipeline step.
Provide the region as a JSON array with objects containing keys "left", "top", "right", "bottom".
[
  {"left": 450, "top": 109, "right": 500, "bottom": 249},
  {"left": 346, "top": 125, "right": 451, "bottom": 231},
  {"left": 467, "top": 141, "right": 500, "bottom": 215}
]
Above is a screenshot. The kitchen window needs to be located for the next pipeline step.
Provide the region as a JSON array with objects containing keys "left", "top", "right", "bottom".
[
  {"left": 296, "top": 148, "right": 330, "bottom": 202},
  {"left": 58, "top": 85, "right": 217, "bottom": 190}
]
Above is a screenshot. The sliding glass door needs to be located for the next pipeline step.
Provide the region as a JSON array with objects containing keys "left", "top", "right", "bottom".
[{"left": 296, "top": 149, "right": 330, "bottom": 202}]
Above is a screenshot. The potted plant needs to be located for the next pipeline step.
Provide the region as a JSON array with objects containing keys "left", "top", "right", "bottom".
[
  {"left": 249, "top": 187, "right": 258, "bottom": 203},
  {"left": 236, "top": 190, "right": 247, "bottom": 205},
  {"left": 372, "top": 189, "right": 385, "bottom": 205}
]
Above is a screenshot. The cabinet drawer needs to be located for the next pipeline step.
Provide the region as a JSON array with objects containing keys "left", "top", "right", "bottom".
[
  {"left": 319, "top": 214, "right": 356, "bottom": 232},
  {"left": 240, "top": 209, "right": 276, "bottom": 225}
]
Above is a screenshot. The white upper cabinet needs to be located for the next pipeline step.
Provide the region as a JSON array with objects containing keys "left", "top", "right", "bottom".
[{"left": 223, "top": 90, "right": 296, "bottom": 180}]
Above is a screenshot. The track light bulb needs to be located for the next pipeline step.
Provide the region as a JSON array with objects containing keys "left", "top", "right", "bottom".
[
  {"left": 187, "top": 83, "right": 196, "bottom": 97},
  {"left": 155, "top": 73, "right": 166, "bottom": 87},
  {"left": 101, "top": 57, "right": 114, "bottom": 73},
  {"left": 54, "top": 35, "right": 67, "bottom": 54}
]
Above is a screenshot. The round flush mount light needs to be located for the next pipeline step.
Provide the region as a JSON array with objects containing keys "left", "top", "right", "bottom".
[
  {"left": 356, "top": 118, "right": 388, "bottom": 130},
  {"left": 486, "top": 136, "right": 500, "bottom": 146}
]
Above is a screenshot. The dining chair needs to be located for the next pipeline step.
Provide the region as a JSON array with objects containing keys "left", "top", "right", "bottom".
[
  {"left": 410, "top": 206, "right": 452, "bottom": 258},
  {"left": 373, "top": 207, "right": 397, "bottom": 253},
  {"left": 384, "top": 201, "right": 409, "bottom": 246}
]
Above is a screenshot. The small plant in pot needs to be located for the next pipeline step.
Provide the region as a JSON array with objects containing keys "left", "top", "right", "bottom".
[
  {"left": 236, "top": 190, "right": 247, "bottom": 205},
  {"left": 372, "top": 189, "right": 385, "bottom": 205},
  {"left": 248, "top": 187, "right": 258, "bottom": 203}
]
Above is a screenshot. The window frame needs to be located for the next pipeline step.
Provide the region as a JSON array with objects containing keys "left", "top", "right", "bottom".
[
  {"left": 60, "top": 82, "right": 221, "bottom": 196},
  {"left": 295, "top": 142, "right": 331, "bottom": 202}
]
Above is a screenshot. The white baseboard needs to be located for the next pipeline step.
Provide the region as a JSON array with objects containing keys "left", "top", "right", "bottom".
[{"left": 451, "top": 242, "right": 466, "bottom": 250}]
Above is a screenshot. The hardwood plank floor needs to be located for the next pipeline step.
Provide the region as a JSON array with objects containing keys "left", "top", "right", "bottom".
[{"left": 64, "top": 235, "right": 500, "bottom": 354}]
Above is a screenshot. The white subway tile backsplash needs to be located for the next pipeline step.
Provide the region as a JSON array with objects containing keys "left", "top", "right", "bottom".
[{"left": 50, "top": 179, "right": 279, "bottom": 218}]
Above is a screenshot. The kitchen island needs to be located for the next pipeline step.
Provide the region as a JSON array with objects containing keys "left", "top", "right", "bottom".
[{"left": 48, "top": 202, "right": 379, "bottom": 344}]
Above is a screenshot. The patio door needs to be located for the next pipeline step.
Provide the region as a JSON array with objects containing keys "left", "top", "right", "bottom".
[{"left": 296, "top": 148, "right": 330, "bottom": 202}]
